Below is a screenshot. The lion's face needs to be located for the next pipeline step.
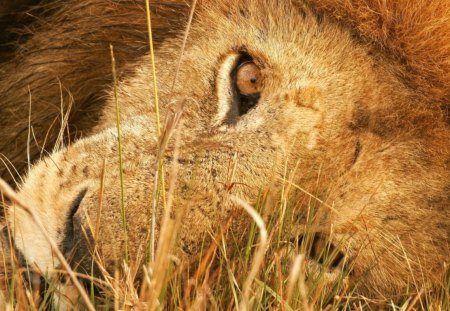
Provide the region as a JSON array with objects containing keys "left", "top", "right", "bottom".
[{"left": 6, "top": 0, "right": 449, "bottom": 299}]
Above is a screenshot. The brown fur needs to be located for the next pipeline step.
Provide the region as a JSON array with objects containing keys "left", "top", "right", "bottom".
[
  {"left": 0, "top": 0, "right": 449, "bottom": 302},
  {"left": 0, "top": 0, "right": 38, "bottom": 49},
  {"left": 0, "top": 0, "right": 187, "bottom": 184}
]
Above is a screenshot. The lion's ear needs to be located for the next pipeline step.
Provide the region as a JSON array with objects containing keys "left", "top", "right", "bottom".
[{"left": 312, "top": 0, "right": 450, "bottom": 107}]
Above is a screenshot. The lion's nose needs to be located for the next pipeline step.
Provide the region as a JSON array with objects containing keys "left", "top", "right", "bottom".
[{"left": 61, "top": 188, "right": 88, "bottom": 255}]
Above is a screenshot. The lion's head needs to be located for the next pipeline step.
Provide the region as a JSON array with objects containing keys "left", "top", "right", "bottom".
[{"left": 1, "top": 0, "right": 449, "bottom": 306}]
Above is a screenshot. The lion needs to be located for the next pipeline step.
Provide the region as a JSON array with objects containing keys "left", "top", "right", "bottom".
[{"left": 0, "top": 0, "right": 449, "bottom": 307}]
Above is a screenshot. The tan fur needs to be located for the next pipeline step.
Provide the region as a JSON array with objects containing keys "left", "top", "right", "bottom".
[
  {"left": 0, "top": 0, "right": 449, "bottom": 300},
  {"left": 313, "top": 0, "right": 450, "bottom": 109}
]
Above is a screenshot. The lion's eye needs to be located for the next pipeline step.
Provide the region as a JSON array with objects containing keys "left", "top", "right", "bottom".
[
  {"left": 232, "top": 56, "right": 262, "bottom": 115},
  {"left": 215, "top": 53, "right": 264, "bottom": 125},
  {"left": 236, "top": 62, "right": 262, "bottom": 95}
]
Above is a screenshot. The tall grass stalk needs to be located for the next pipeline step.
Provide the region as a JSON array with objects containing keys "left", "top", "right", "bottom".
[
  {"left": 141, "top": 110, "right": 185, "bottom": 310},
  {"left": 110, "top": 45, "right": 129, "bottom": 264},
  {"left": 231, "top": 195, "right": 268, "bottom": 310},
  {"left": 144, "top": 0, "right": 198, "bottom": 264},
  {"left": 144, "top": 0, "right": 167, "bottom": 264}
]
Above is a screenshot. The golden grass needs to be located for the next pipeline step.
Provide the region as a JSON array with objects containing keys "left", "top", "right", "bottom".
[{"left": 1, "top": 166, "right": 448, "bottom": 310}]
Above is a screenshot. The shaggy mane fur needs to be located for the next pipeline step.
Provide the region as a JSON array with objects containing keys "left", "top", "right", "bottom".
[
  {"left": 312, "top": 0, "right": 450, "bottom": 110},
  {"left": 0, "top": 0, "right": 188, "bottom": 183}
]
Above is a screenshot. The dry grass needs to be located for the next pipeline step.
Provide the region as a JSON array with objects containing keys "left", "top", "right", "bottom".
[{"left": 1, "top": 170, "right": 448, "bottom": 310}]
